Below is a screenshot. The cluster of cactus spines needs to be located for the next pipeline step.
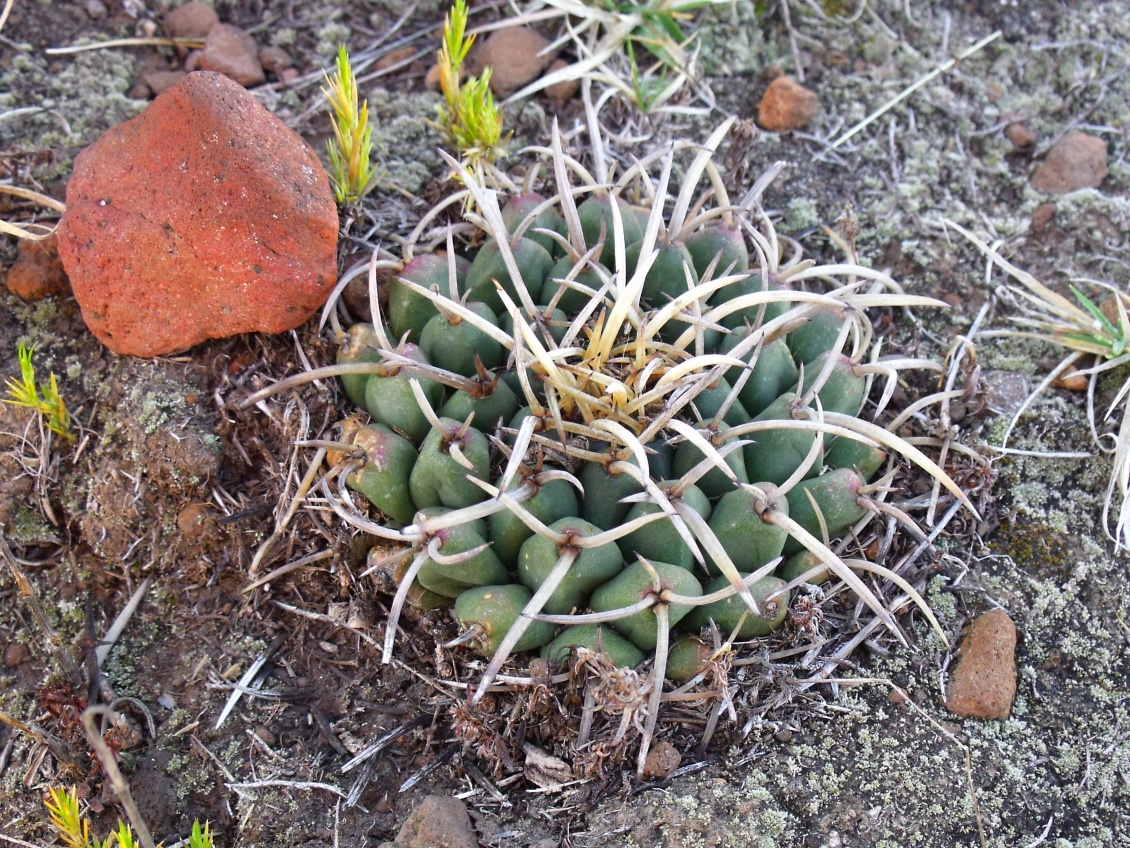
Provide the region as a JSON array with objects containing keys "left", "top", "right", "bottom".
[{"left": 301, "top": 116, "right": 976, "bottom": 774}]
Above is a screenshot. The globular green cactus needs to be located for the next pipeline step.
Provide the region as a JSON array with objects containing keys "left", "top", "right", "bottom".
[{"left": 254, "top": 117, "right": 975, "bottom": 777}]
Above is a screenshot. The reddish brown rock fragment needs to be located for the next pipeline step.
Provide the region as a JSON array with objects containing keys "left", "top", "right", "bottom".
[
  {"left": 642, "top": 741, "right": 682, "bottom": 781},
  {"left": 543, "top": 58, "right": 579, "bottom": 104},
  {"left": 198, "top": 24, "right": 265, "bottom": 87},
  {"left": 258, "top": 46, "right": 293, "bottom": 76},
  {"left": 394, "top": 795, "right": 478, "bottom": 848},
  {"left": 143, "top": 69, "right": 188, "bottom": 96},
  {"left": 1031, "top": 130, "right": 1108, "bottom": 193},
  {"left": 5, "top": 234, "right": 70, "bottom": 301},
  {"left": 162, "top": 1, "right": 217, "bottom": 40},
  {"left": 758, "top": 76, "right": 820, "bottom": 132},
  {"left": 1030, "top": 202, "right": 1056, "bottom": 236},
  {"left": 1004, "top": 121, "right": 1036, "bottom": 149},
  {"left": 57, "top": 72, "right": 338, "bottom": 357},
  {"left": 467, "top": 27, "right": 556, "bottom": 98},
  {"left": 944, "top": 608, "right": 1018, "bottom": 720},
  {"left": 373, "top": 46, "right": 416, "bottom": 73}
]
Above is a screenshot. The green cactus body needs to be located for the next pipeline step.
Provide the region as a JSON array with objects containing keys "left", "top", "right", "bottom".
[
  {"left": 580, "top": 453, "right": 644, "bottom": 530},
  {"left": 345, "top": 423, "right": 419, "bottom": 526},
  {"left": 517, "top": 517, "right": 624, "bottom": 614},
  {"left": 681, "top": 574, "right": 789, "bottom": 639},
  {"left": 786, "top": 309, "right": 846, "bottom": 364},
  {"left": 795, "top": 351, "right": 867, "bottom": 418},
  {"left": 419, "top": 301, "right": 504, "bottom": 377},
  {"left": 323, "top": 124, "right": 959, "bottom": 712},
  {"left": 665, "top": 636, "right": 713, "bottom": 681},
  {"left": 414, "top": 509, "right": 509, "bottom": 597},
  {"left": 544, "top": 255, "right": 609, "bottom": 314},
  {"left": 500, "top": 304, "right": 570, "bottom": 346},
  {"left": 577, "top": 193, "right": 643, "bottom": 266},
  {"left": 705, "top": 485, "right": 790, "bottom": 575},
  {"left": 825, "top": 437, "right": 887, "bottom": 479},
  {"left": 389, "top": 253, "right": 467, "bottom": 344},
  {"left": 488, "top": 472, "right": 580, "bottom": 567},
  {"left": 743, "top": 392, "right": 823, "bottom": 485},
  {"left": 336, "top": 322, "right": 383, "bottom": 407},
  {"left": 454, "top": 584, "right": 558, "bottom": 657},
  {"left": 681, "top": 376, "right": 750, "bottom": 428},
  {"left": 501, "top": 192, "right": 566, "bottom": 256},
  {"left": 439, "top": 371, "right": 520, "bottom": 429},
  {"left": 363, "top": 344, "right": 444, "bottom": 443},
  {"left": 408, "top": 418, "right": 492, "bottom": 509},
  {"left": 777, "top": 549, "right": 830, "bottom": 585},
  {"left": 619, "top": 484, "right": 712, "bottom": 570},
  {"left": 782, "top": 467, "right": 869, "bottom": 555},
  {"left": 720, "top": 334, "right": 798, "bottom": 417},
  {"left": 590, "top": 558, "right": 703, "bottom": 651},
  {"left": 542, "top": 624, "right": 645, "bottom": 669},
  {"left": 685, "top": 223, "right": 750, "bottom": 280},
  {"left": 626, "top": 240, "right": 695, "bottom": 307},
  {"left": 465, "top": 237, "right": 554, "bottom": 313},
  {"left": 672, "top": 423, "right": 749, "bottom": 499},
  {"left": 376, "top": 549, "right": 451, "bottom": 610},
  {"left": 715, "top": 275, "right": 792, "bottom": 331}
]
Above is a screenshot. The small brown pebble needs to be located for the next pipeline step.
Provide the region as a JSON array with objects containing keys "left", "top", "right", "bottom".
[
  {"left": 198, "top": 24, "right": 265, "bottom": 88},
  {"left": 641, "top": 741, "right": 681, "bottom": 781},
  {"left": 5, "top": 234, "right": 70, "bottom": 301},
  {"left": 374, "top": 46, "right": 417, "bottom": 73},
  {"left": 1030, "top": 202, "right": 1056, "bottom": 236},
  {"left": 467, "top": 27, "right": 556, "bottom": 98},
  {"left": 394, "top": 795, "right": 477, "bottom": 848},
  {"left": 184, "top": 49, "right": 204, "bottom": 73},
  {"left": 543, "top": 58, "right": 579, "bottom": 104},
  {"left": 163, "top": 1, "right": 218, "bottom": 40},
  {"left": 258, "top": 46, "right": 293, "bottom": 75},
  {"left": 280, "top": 67, "right": 299, "bottom": 84},
  {"left": 424, "top": 62, "right": 443, "bottom": 91},
  {"left": 528, "top": 657, "right": 550, "bottom": 680},
  {"left": 1051, "top": 364, "right": 1089, "bottom": 392},
  {"left": 758, "top": 75, "right": 820, "bottom": 132},
  {"left": 143, "top": 70, "right": 188, "bottom": 96},
  {"left": 3, "top": 642, "right": 30, "bottom": 668},
  {"left": 888, "top": 687, "right": 909, "bottom": 705},
  {"left": 1031, "top": 130, "right": 1108, "bottom": 193},
  {"left": 252, "top": 725, "right": 276, "bottom": 746},
  {"left": 944, "top": 608, "right": 1018, "bottom": 720},
  {"left": 1004, "top": 121, "right": 1036, "bottom": 149}
]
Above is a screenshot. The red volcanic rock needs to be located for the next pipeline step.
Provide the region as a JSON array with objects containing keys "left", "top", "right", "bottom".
[{"left": 57, "top": 72, "right": 338, "bottom": 357}]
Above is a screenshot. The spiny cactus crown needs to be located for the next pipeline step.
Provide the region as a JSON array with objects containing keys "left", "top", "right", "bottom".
[{"left": 322, "top": 119, "right": 973, "bottom": 773}]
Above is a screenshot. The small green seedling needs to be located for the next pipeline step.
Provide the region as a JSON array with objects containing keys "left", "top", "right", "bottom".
[
  {"left": 435, "top": 0, "right": 507, "bottom": 177},
  {"left": 4, "top": 342, "right": 74, "bottom": 441},
  {"left": 45, "top": 785, "right": 216, "bottom": 848},
  {"left": 323, "top": 45, "right": 383, "bottom": 204}
]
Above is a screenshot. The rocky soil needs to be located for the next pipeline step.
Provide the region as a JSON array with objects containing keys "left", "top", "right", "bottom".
[{"left": 1, "top": 1, "right": 1128, "bottom": 847}]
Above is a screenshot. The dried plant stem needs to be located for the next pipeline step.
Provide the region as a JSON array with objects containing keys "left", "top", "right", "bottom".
[{"left": 82, "top": 706, "right": 157, "bottom": 848}]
